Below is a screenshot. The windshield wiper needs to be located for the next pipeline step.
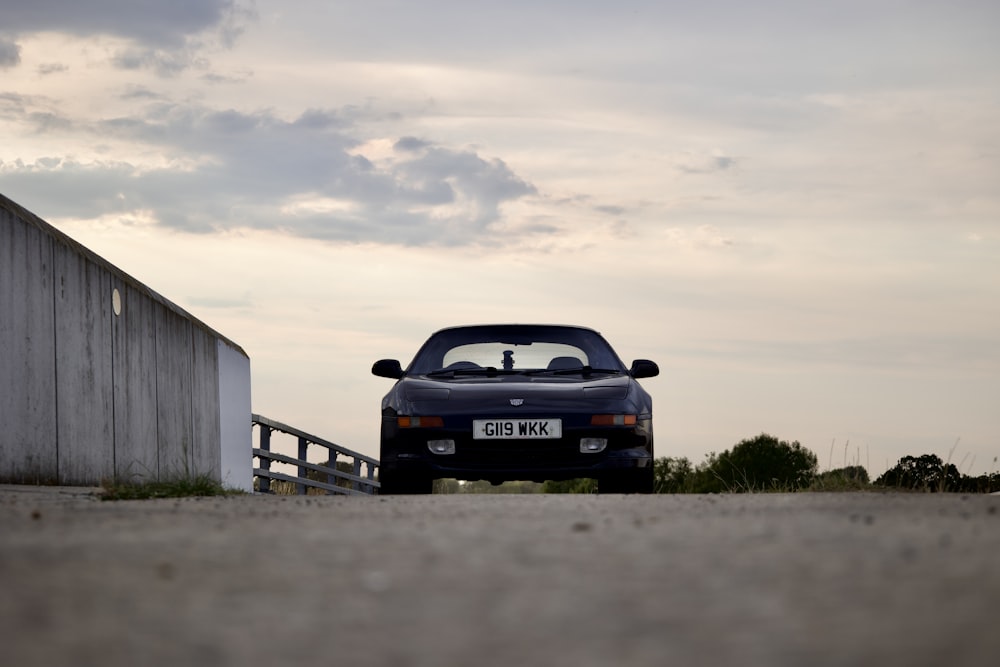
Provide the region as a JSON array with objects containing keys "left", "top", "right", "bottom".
[
  {"left": 525, "top": 366, "right": 622, "bottom": 377},
  {"left": 425, "top": 367, "right": 523, "bottom": 378}
]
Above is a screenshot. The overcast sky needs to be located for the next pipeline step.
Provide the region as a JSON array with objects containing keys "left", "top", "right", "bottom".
[{"left": 2, "top": 0, "right": 998, "bottom": 476}]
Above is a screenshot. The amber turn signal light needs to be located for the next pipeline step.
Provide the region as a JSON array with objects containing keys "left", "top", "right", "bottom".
[
  {"left": 398, "top": 416, "right": 444, "bottom": 428},
  {"left": 590, "top": 414, "right": 637, "bottom": 426}
]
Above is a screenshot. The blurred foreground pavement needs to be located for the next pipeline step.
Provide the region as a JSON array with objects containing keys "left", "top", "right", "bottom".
[{"left": 1, "top": 485, "right": 998, "bottom": 667}]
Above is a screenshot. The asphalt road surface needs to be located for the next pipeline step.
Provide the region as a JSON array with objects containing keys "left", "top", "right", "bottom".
[{"left": 2, "top": 486, "right": 998, "bottom": 667}]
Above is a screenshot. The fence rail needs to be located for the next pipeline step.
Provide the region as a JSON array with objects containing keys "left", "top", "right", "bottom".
[{"left": 252, "top": 414, "right": 379, "bottom": 496}]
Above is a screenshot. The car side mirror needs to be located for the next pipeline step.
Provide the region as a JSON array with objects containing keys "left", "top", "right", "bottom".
[
  {"left": 372, "top": 359, "right": 404, "bottom": 379},
  {"left": 629, "top": 359, "right": 659, "bottom": 379}
]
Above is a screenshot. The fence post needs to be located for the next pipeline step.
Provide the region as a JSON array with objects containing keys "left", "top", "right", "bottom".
[
  {"left": 327, "top": 452, "right": 339, "bottom": 495},
  {"left": 297, "top": 436, "right": 309, "bottom": 496},
  {"left": 352, "top": 459, "right": 362, "bottom": 493},
  {"left": 252, "top": 415, "right": 380, "bottom": 496},
  {"left": 258, "top": 425, "right": 272, "bottom": 494}
]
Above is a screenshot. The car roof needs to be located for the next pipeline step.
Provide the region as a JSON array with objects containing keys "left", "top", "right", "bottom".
[{"left": 429, "top": 323, "right": 602, "bottom": 335}]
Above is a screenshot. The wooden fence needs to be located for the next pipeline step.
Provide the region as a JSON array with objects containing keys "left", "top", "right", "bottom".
[{"left": 252, "top": 414, "right": 379, "bottom": 496}]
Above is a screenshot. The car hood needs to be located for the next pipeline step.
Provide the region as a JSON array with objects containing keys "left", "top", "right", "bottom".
[{"left": 401, "top": 373, "right": 631, "bottom": 402}]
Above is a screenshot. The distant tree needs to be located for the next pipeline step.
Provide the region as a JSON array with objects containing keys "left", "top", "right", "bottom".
[
  {"left": 812, "top": 465, "right": 870, "bottom": 491},
  {"left": 875, "top": 454, "right": 962, "bottom": 492},
  {"left": 956, "top": 456, "right": 1000, "bottom": 493},
  {"left": 955, "top": 472, "right": 1000, "bottom": 494},
  {"left": 704, "top": 433, "right": 818, "bottom": 492},
  {"left": 653, "top": 457, "right": 696, "bottom": 493}
]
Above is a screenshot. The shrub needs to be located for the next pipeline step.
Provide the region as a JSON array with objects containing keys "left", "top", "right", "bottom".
[
  {"left": 811, "top": 465, "right": 870, "bottom": 491},
  {"left": 703, "top": 433, "right": 818, "bottom": 492},
  {"left": 874, "top": 454, "right": 961, "bottom": 492}
]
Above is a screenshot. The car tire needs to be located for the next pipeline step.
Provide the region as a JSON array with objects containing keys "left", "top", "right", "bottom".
[
  {"left": 599, "top": 467, "right": 654, "bottom": 494},
  {"left": 378, "top": 469, "right": 433, "bottom": 495}
]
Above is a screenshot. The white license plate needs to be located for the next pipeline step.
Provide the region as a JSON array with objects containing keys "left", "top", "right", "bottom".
[{"left": 473, "top": 419, "right": 562, "bottom": 440}]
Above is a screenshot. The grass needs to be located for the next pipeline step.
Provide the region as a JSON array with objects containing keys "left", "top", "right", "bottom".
[
  {"left": 100, "top": 474, "right": 241, "bottom": 500},
  {"left": 808, "top": 475, "right": 871, "bottom": 492},
  {"left": 259, "top": 478, "right": 333, "bottom": 495}
]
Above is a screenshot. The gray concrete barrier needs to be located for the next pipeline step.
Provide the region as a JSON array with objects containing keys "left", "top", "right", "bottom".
[{"left": 0, "top": 193, "right": 251, "bottom": 490}]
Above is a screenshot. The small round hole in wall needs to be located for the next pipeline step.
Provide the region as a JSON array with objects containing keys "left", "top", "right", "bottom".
[{"left": 112, "top": 288, "right": 122, "bottom": 316}]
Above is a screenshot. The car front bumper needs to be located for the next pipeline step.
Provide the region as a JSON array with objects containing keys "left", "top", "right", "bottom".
[{"left": 380, "top": 417, "right": 653, "bottom": 483}]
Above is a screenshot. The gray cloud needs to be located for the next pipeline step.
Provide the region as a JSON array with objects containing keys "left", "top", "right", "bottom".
[
  {"left": 1, "top": 1, "right": 252, "bottom": 75},
  {"left": 111, "top": 48, "right": 203, "bottom": 77},
  {"left": 0, "top": 93, "right": 29, "bottom": 120},
  {"left": 119, "top": 86, "right": 164, "bottom": 101},
  {"left": 714, "top": 156, "right": 735, "bottom": 171},
  {"left": 0, "top": 100, "right": 538, "bottom": 247},
  {"left": 1, "top": 1, "right": 239, "bottom": 47},
  {"left": 394, "top": 136, "right": 431, "bottom": 152},
  {"left": 200, "top": 70, "right": 251, "bottom": 85},
  {"left": 37, "top": 63, "right": 69, "bottom": 75},
  {"left": 394, "top": 147, "right": 537, "bottom": 226},
  {"left": 0, "top": 38, "right": 21, "bottom": 67},
  {"left": 275, "top": 0, "right": 998, "bottom": 94},
  {"left": 26, "top": 111, "right": 74, "bottom": 133},
  {"left": 677, "top": 153, "right": 739, "bottom": 175}
]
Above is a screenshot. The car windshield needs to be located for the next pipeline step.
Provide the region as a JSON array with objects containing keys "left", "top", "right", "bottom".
[{"left": 406, "top": 325, "right": 626, "bottom": 375}]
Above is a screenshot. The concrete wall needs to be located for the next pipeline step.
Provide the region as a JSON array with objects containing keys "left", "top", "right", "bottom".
[{"left": 0, "top": 193, "right": 252, "bottom": 490}]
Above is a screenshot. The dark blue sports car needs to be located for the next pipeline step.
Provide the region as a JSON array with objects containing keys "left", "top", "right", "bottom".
[{"left": 372, "top": 324, "right": 659, "bottom": 494}]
